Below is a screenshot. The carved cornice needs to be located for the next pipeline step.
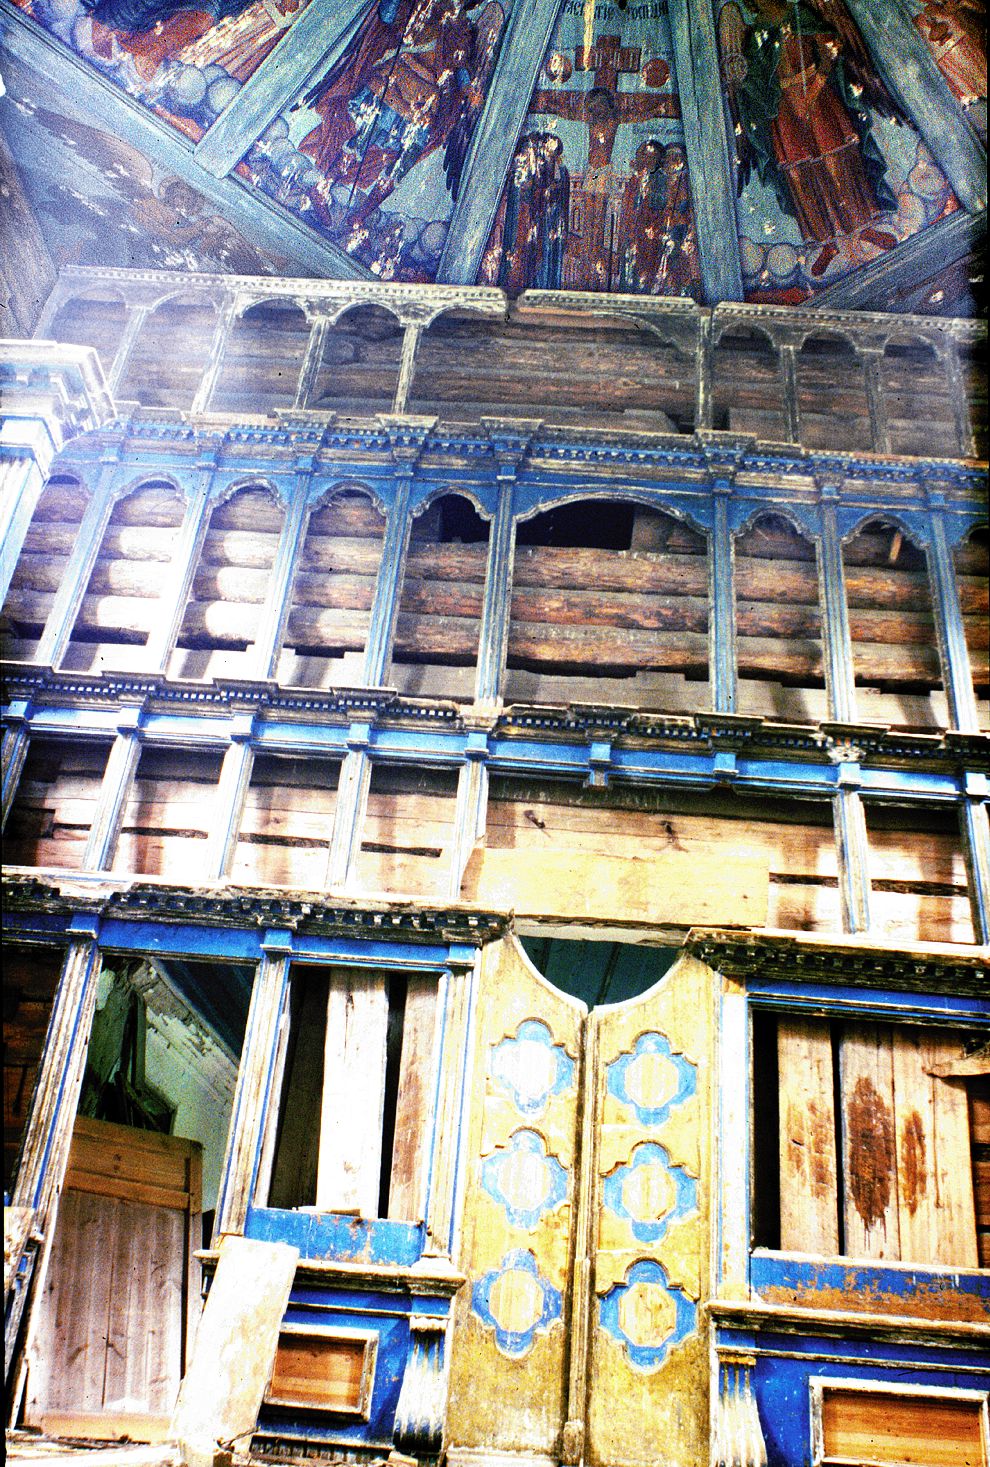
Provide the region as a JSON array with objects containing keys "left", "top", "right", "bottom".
[
  {"left": 1, "top": 871, "right": 509, "bottom": 946},
  {"left": 4, "top": 667, "right": 987, "bottom": 774},
  {"left": 686, "top": 929, "right": 989, "bottom": 994}
]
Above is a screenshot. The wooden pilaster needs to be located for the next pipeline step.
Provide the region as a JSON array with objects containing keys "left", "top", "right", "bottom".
[
  {"left": 293, "top": 318, "right": 329, "bottom": 411},
  {"left": 213, "top": 944, "right": 292, "bottom": 1238},
  {"left": 143, "top": 468, "right": 215, "bottom": 673},
  {"left": 190, "top": 294, "right": 240, "bottom": 415},
  {"left": 363, "top": 476, "right": 412, "bottom": 687},
  {"left": 710, "top": 484, "right": 737, "bottom": 714},
  {"left": 107, "top": 305, "right": 150, "bottom": 397},
  {"left": 82, "top": 707, "right": 144, "bottom": 871},
  {"left": 204, "top": 718, "right": 257, "bottom": 880},
  {"left": 960, "top": 784, "right": 990, "bottom": 947},
  {"left": 247, "top": 471, "right": 313, "bottom": 680},
  {"left": 832, "top": 780, "right": 872, "bottom": 935},
  {"left": 817, "top": 489, "right": 858, "bottom": 725},
  {"left": 34, "top": 458, "right": 121, "bottom": 668},
  {"left": 925, "top": 493, "right": 979, "bottom": 732},
  {"left": 326, "top": 730, "right": 373, "bottom": 890}
]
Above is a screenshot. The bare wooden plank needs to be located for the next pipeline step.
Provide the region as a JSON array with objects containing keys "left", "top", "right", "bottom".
[
  {"left": 920, "top": 1032, "right": 978, "bottom": 1268},
  {"left": 388, "top": 974, "right": 438, "bottom": 1224},
  {"left": 777, "top": 1017, "right": 840, "bottom": 1255},
  {"left": 840, "top": 1023, "right": 900, "bottom": 1260},
  {"left": 170, "top": 1235, "right": 299, "bottom": 1458},
  {"left": 317, "top": 970, "right": 389, "bottom": 1216}
]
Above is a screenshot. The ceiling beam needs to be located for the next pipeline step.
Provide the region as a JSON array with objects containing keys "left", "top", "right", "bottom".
[
  {"left": 810, "top": 207, "right": 985, "bottom": 311},
  {"left": 845, "top": 0, "right": 986, "bottom": 217},
  {"left": 0, "top": 8, "right": 369, "bottom": 280},
  {"left": 435, "top": 0, "right": 563, "bottom": 286},
  {"left": 667, "top": 0, "right": 745, "bottom": 304},
  {"left": 193, "top": 0, "right": 369, "bottom": 178}
]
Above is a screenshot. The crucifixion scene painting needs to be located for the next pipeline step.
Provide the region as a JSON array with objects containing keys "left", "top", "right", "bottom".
[{"left": 2, "top": 0, "right": 986, "bottom": 301}]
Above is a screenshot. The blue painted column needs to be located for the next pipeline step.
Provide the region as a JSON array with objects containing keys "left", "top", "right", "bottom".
[
  {"left": 202, "top": 467, "right": 317, "bottom": 881},
  {"left": 34, "top": 451, "right": 123, "bottom": 668},
  {"left": 204, "top": 714, "right": 257, "bottom": 881},
  {"left": 939, "top": 340, "right": 978, "bottom": 459},
  {"left": 190, "top": 293, "right": 240, "bottom": 415},
  {"left": 436, "top": 0, "right": 565, "bottom": 285},
  {"left": 326, "top": 722, "right": 373, "bottom": 890},
  {"left": 709, "top": 481, "right": 737, "bottom": 714},
  {"left": 248, "top": 462, "right": 314, "bottom": 680},
  {"left": 363, "top": 465, "right": 416, "bottom": 688},
  {"left": 106, "top": 305, "right": 150, "bottom": 397},
  {"left": 82, "top": 704, "right": 145, "bottom": 872},
  {"left": 10, "top": 920, "right": 103, "bottom": 1226},
  {"left": 924, "top": 485, "right": 979, "bottom": 733},
  {"left": 293, "top": 318, "right": 329, "bottom": 411},
  {"left": 832, "top": 762, "right": 872, "bottom": 935},
  {"left": 817, "top": 485, "right": 857, "bottom": 725},
  {"left": 2, "top": 700, "right": 32, "bottom": 834},
  {"left": 960, "top": 779, "right": 990, "bottom": 946},
  {"left": 666, "top": 0, "right": 746, "bottom": 303},
  {"left": 214, "top": 936, "right": 292, "bottom": 1238},
  {"left": 143, "top": 459, "right": 217, "bottom": 674},
  {"left": 448, "top": 729, "right": 490, "bottom": 901},
  {"left": 475, "top": 419, "right": 536, "bottom": 704}
]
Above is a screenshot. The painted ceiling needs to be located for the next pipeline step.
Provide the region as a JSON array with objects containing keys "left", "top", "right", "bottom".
[{"left": 0, "top": 0, "right": 986, "bottom": 312}]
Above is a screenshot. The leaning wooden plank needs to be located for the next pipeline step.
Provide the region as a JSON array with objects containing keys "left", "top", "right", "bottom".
[
  {"left": 388, "top": 975, "right": 439, "bottom": 1223},
  {"left": 170, "top": 1235, "right": 299, "bottom": 1463},
  {"left": 839, "top": 1023, "right": 900, "bottom": 1260},
  {"left": 923, "top": 1032, "right": 978, "bottom": 1267},
  {"left": 777, "top": 1017, "right": 840, "bottom": 1255},
  {"left": 317, "top": 970, "right": 389, "bottom": 1216}
]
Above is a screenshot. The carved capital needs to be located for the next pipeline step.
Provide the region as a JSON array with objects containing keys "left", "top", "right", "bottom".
[
  {"left": 393, "top": 1314, "right": 449, "bottom": 1459},
  {"left": 714, "top": 1350, "right": 767, "bottom": 1467}
]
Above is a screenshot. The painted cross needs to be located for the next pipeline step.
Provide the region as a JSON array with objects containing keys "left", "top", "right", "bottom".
[{"left": 530, "top": 33, "right": 680, "bottom": 289}]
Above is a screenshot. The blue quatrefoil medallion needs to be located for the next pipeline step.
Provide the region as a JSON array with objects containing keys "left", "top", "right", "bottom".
[
  {"left": 472, "top": 1248, "right": 563, "bottom": 1358},
  {"left": 599, "top": 1258, "right": 697, "bottom": 1372},
  {"left": 490, "top": 1019, "right": 576, "bottom": 1117},
  {"left": 602, "top": 1141, "right": 697, "bottom": 1243},
  {"left": 607, "top": 1031, "right": 696, "bottom": 1127},
  {"left": 481, "top": 1128, "right": 569, "bottom": 1230}
]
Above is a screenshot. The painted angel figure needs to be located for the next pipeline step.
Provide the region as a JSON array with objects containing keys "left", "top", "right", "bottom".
[{"left": 718, "top": 0, "right": 904, "bottom": 273}]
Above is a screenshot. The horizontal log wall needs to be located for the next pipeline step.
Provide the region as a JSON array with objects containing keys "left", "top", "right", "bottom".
[
  {"left": 111, "top": 745, "right": 224, "bottom": 880},
  {"left": 41, "top": 281, "right": 980, "bottom": 456},
  {"left": 230, "top": 753, "right": 340, "bottom": 888},
  {"left": 276, "top": 490, "right": 384, "bottom": 686},
  {"left": 355, "top": 764, "right": 460, "bottom": 901},
  {"left": 4, "top": 737, "right": 109, "bottom": 870},
  {"left": 1, "top": 478, "right": 89, "bottom": 658}
]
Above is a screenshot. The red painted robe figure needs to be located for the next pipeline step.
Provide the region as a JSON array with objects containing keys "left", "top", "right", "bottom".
[
  {"left": 618, "top": 140, "right": 696, "bottom": 295},
  {"left": 912, "top": 0, "right": 986, "bottom": 111},
  {"left": 719, "top": 0, "right": 904, "bottom": 271},
  {"left": 298, "top": 0, "right": 497, "bottom": 226}
]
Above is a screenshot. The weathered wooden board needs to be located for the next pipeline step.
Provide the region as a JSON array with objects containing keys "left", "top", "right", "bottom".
[
  {"left": 388, "top": 974, "right": 439, "bottom": 1223},
  {"left": 170, "top": 1234, "right": 299, "bottom": 1457},
  {"left": 462, "top": 845, "right": 767, "bottom": 929},
  {"left": 777, "top": 1017, "right": 840, "bottom": 1255},
  {"left": 839, "top": 1023, "right": 901, "bottom": 1260},
  {"left": 26, "top": 1118, "right": 202, "bottom": 1433},
  {"left": 820, "top": 1388, "right": 985, "bottom": 1467},
  {"left": 317, "top": 970, "right": 389, "bottom": 1216}
]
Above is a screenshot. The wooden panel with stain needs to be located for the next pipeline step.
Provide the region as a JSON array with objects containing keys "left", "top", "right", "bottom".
[{"left": 840, "top": 1024, "right": 900, "bottom": 1260}]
